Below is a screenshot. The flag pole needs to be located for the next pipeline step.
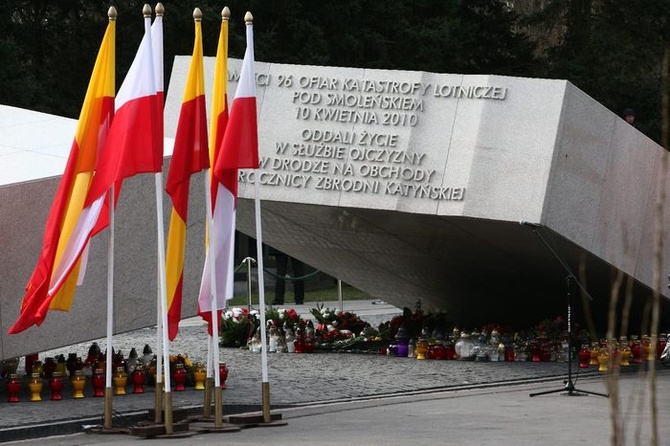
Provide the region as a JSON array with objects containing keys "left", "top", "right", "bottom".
[
  {"left": 203, "top": 303, "right": 213, "bottom": 418},
  {"left": 152, "top": 2, "right": 165, "bottom": 424},
  {"left": 253, "top": 169, "right": 271, "bottom": 422},
  {"left": 204, "top": 167, "right": 223, "bottom": 427},
  {"left": 203, "top": 328, "right": 213, "bottom": 417},
  {"left": 147, "top": 2, "right": 172, "bottom": 434},
  {"left": 238, "top": 11, "right": 271, "bottom": 423},
  {"left": 155, "top": 171, "right": 172, "bottom": 434},
  {"left": 155, "top": 248, "right": 163, "bottom": 423},
  {"left": 104, "top": 187, "right": 114, "bottom": 430},
  {"left": 202, "top": 5, "right": 230, "bottom": 426},
  {"left": 101, "top": 7, "right": 117, "bottom": 431}
]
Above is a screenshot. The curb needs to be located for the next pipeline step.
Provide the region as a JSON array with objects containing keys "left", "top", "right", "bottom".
[
  {"left": 0, "top": 404, "right": 292, "bottom": 443},
  {"left": 0, "top": 373, "right": 597, "bottom": 443}
]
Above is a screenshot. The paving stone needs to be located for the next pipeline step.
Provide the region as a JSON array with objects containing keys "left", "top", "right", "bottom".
[{"left": 0, "top": 301, "right": 614, "bottom": 441}]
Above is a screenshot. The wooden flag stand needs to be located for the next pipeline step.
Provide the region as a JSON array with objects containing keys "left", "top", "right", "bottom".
[
  {"left": 130, "top": 392, "right": 192, "bottom": 438},
  {"left": 104, "top": 388, "right": 113, "bottom": 429},
  {"left": 203, "top": 377, "right": 213, "bottom": 417},
  {"left": 226, "top": 382, "right": 287, "bottom": 428},
  {"left": 185, "top": 370, "right": 240, "bottom": 434}
]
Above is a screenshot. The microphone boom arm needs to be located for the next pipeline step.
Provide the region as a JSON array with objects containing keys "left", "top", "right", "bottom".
[{"left": 521, "top": 222, "right": 593, "bottom": 302}]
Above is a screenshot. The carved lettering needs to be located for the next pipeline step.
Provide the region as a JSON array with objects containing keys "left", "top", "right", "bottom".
[
  {"left": 326, "top": 93, "right": 424, "bottom": 111},
  {"left": 226, "top": 68, "right": 511, "bottom": 202}
]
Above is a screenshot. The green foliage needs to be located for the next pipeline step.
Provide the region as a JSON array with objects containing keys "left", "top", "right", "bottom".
[
  {"left": 220, "top": 307, "right": 258, "bottom": 348},
  {"left": 228, "top": 283, "right": 371, "bottom": 307},
  {"left": 0, "top": 0, "right": 537, "bottom": 117},
  {"left": 266, "top": 307, "right": 304, "bottom": 332},
  {"left": 527, "top": 0, "right": 670, "bottom": 142},
  {"left": 387, "top": 300, "right": 452, "bottom": 340},
  {"left": 220, "top": 306, "right": 308, "bottom": 347},
  {"left": 310, "top": 303, "right": 368, "bottom": 336}
]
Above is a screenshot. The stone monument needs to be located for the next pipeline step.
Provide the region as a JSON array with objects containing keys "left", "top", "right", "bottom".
[{"left": 1, "top": 58, "right": 668, "bottom": 359}]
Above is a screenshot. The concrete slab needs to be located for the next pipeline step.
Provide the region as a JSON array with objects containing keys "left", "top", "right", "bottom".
[{"left": 2, "top": 58, "right": 669, "bottom": 359}]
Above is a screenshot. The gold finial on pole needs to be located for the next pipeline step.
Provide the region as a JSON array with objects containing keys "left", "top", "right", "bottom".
[
  {"left": 108, "top": 6, "right": 117, "bottom": 21},
  {"left": 245, "top": 11, "right": 253, "bottom": 25},
  {"left": 155, "top": 3, "right": 164, "bottom": 17},
  {"left": 193, "top": 7, "right": 202, "bottom": 22},
  {"left": 143, "top": 4, "right": 152, "bottom": 18},
  {"left": 222, "top": 6, "right": 230, "bottom": 21}
]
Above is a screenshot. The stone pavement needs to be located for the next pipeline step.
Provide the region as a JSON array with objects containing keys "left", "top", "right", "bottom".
[
  {"left": 2, "top": 365, "right": 669, "bottom": 445},
  {"left": 1, "top": 300, "right": 667, "bottom": 444}
]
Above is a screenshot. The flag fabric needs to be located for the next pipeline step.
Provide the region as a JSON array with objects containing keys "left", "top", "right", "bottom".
[
  {"left": 212, "top": 18, "right": 258, "bottom": 173},
  {"left": 9, "top": 11, "right": 163, "bottom": 336},
  {"left": 85, "top": 13, "right": 162, "bottom": 219},
  {"left": 56, "top": 9, "right": 163, "bottom": 308},
  {"left": 8, "top": 16, "right": 116, "bottom": 334},
  {"left": 165, "top": 17, "right": 209, "bottom": 341},
  {"left": 207, "top": 12, "right": 230, "bottom": 173},
  {"left": 71, "top": 13, "right": 161, "bottom": 282},
  {"left": 197, "top": 11, "right": 229, "bottom": 334},
  {"left": 198, "top": 14, "right": 259, "bottom": 330}
]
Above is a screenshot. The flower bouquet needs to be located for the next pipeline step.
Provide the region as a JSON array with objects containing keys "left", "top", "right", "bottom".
[
  {"left": 266, "top": 307, "right": 304, "bottom": 334},
  {"left": 310, "top": 304, "right": 369, "bottom": 348},
  {"left": 220, "top": 307, "right": 259, "bottom": 348},
  {"left": 388, "top": 301, "right": 427, "bottom": 340}
]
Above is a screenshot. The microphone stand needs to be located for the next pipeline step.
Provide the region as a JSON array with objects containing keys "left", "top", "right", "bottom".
[{"left": 521, "top": 222, "right": 608, "bottom": 398}]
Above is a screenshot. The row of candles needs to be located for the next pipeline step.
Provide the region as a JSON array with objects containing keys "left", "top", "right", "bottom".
[
  {"left": 4, "top": 367, "right": 142, "bottom": 403},
  {"left": 2, "top": 344, "right": 229, "bottom": 403},
  {"left": 577, "top": 335, "right": 668, "bottom": 371},
  {"left": 386, "top": 328, "right": 669, "bottom": 365},
  {"left": 244, "top": 321, "right": 669, "bottom": 366}
]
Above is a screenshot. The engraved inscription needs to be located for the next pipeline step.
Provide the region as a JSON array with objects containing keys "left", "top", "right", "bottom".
[{"left": 226, "top": 68, "right": 509, "bottom": 202}]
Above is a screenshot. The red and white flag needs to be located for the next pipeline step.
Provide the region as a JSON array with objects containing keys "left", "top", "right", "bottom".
[
  {"left": 86, "top": 14, "right": 162, "bottom": 213},
  {"left": 198, "top": 14, "right": 258, "bottom": 325}
]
